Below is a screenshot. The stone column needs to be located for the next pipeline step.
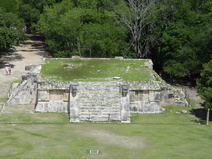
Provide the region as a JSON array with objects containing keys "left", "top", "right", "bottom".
[
  {"left": 120, "top": 84, "right": 130, "bottom": 123},
  {"left": 120, "top": 95, "right": 130, "bottom": 123},
  {"left": 69, "top": 84, "right": 80, "bottom": 122}
]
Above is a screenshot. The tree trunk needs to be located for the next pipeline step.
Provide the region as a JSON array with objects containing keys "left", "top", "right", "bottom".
[
  {"left": 89, "top": 47, "right": 92, "bottom": 58},
  {"left": 206, "top": 108, "right": 210, "bottom": 126}
]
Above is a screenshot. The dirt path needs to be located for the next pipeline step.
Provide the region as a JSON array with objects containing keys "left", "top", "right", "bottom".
[{"left": 0, "top": 34, "right": 49, "bottom": 99}]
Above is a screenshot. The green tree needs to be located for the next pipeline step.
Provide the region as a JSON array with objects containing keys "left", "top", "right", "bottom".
[
  {"left": 19, "top": 4, "right": 40, "bottom": 23},
  {"left": 36, "top": 1, "right": 79, "bottom": 56},
  {"left": 81, "top": 22, "right": 127, "bottom": 57},
  {"left": 160, "top": 22, "right": 199, "bottom": 77},
  {"left": 18, "top": 0, "right": 60, "bottom": 30},
  {"left": 0, "top": 0, "right": 19, "bottom": 13},
  {"left": 36, "top": 0, "right": 127, "bottom": 57},
  {"left": 152, "top": 0, "right": 212, "bottom": 78},
  {"left": 197, "top": 60, "right": 212, "bottom": 125},
  {"left": 20, "top": 0, "right": 57, "bottom": 13},
  {"left": 0, "top": 8, "right": 25, "bottom": 52}
]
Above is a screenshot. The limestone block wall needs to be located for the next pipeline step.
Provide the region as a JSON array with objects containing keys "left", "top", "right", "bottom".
[
  {"left": 34, "top": 81, "right": 167, "bottom": 122},
  {"left": 129, "top": 89, "right": 162, "bottom": 113},
  {"left": 69, "top": 82, "right": 130, "bottom": 123},
  {"left": 130, "top": 101, "right": 161, "bottom": 113},
  {"left": 129, "top": 81, "right": 161, "bottom": 90},
  {"left": 35, "top": 81, "right": 131, "bottom": 122},
  {"left": 35, "top": 81, "right": 71, "bottom": 113},
  {"left": 127, "top": 81, "right": 162, "bottom": 113},
  {"left": 35, "top": 90, "right": 69, "bottom": 112}
]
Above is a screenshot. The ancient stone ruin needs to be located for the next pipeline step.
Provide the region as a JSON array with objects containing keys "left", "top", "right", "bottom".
[{"left": 6, "top": 58, "right": 188, "bottom": 123}]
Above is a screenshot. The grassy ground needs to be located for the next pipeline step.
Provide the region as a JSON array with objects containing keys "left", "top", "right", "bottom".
[
  {"left": 0, "top": 103, "right": 211, "bottom": 159},
  {"left": 0, "top": 98, "right": 8, "bottom": 103},
  {"left": 41, "top": 59, "right": 154, "bottom": 81}
]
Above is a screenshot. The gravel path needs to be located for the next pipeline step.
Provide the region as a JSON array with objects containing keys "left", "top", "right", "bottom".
[{"left": 0, "top": 34, "right": 48, "bottom": 99}]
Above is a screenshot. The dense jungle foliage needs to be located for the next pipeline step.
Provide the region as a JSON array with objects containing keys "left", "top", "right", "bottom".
[{"left": 0, "top": 0, "right": 211, "bottom": 107}]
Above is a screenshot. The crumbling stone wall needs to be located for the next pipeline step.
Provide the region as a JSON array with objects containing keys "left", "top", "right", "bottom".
[
  {"left": 6, "top": 73, "right": 38, "bottom": 105},
  {"left": 6, "top": 64, "right": 41, "bottom": 105},
  {"left": 160, "top": 86, "right": 188, "bottom": 106}
]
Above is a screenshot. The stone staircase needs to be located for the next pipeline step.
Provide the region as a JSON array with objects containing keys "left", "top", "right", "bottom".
[{"left": 77, "top": 82, "right": 122, "bottom": 122}]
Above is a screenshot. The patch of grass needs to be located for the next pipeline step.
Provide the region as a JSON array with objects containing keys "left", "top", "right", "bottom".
[
  {"left": 1, "top": 104, "right": 212, "bottom": 159},
  {"left": 12, "top": 79, "right": 22, "bottom": 83},
  {"left": 0, "top": 116, "right": 211, "bottom": 159},
  {"left": 190, "top": 98, "right": 203, "bottom": 108},
  {"left": 131, "top": 106, "right": 194, "bottom": 124},
  {"left": 0, "top": 98, "right": 8, "bottom": 103},
  {"left": 41, "top": 59, "right": 153, "bottom": 81},
  {"left": 0, "top": 112, "right": 68, "bottom": 123},
  {"left": 0, "top": 105, "right": 68, "bottom": 123}
]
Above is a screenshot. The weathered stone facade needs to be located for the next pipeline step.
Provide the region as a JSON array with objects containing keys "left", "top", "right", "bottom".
[
  {"left": 69, "top": 82, "right": 130, "bottom": 122},
  {"left": 34, "top": 81, "right": 166, "bottom": 122},
  {"left": 6, "top": 59, "right": 188, "bottom": 123},
  {"left": 35, "top": 81, "right": 70, "bottom": 113}
]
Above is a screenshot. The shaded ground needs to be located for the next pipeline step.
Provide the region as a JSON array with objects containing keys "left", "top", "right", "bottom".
[
  {"left": 181, "top": 86, "right": 209, "bottom": 122},
  {"left": 191, "top": 108, "right": 212, "bottom": 123}
]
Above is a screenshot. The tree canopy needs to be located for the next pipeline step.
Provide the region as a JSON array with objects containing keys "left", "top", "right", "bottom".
[
  {"left": 0, "top": 5, "right": 25, "bottom": 51},
  {"left": 36, "top": 0, "right": 128, "bottom": 57},
  {"left": 0, "top": 0, "right": 211, "bottom": 82},
  {"left": 152, "top": 0, "right": 212, "bottom": 78}
]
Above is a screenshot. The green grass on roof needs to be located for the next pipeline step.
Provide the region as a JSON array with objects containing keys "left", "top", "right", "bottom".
[{"left": 41, "top": 59, "right": 154, "bottom": 82}]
